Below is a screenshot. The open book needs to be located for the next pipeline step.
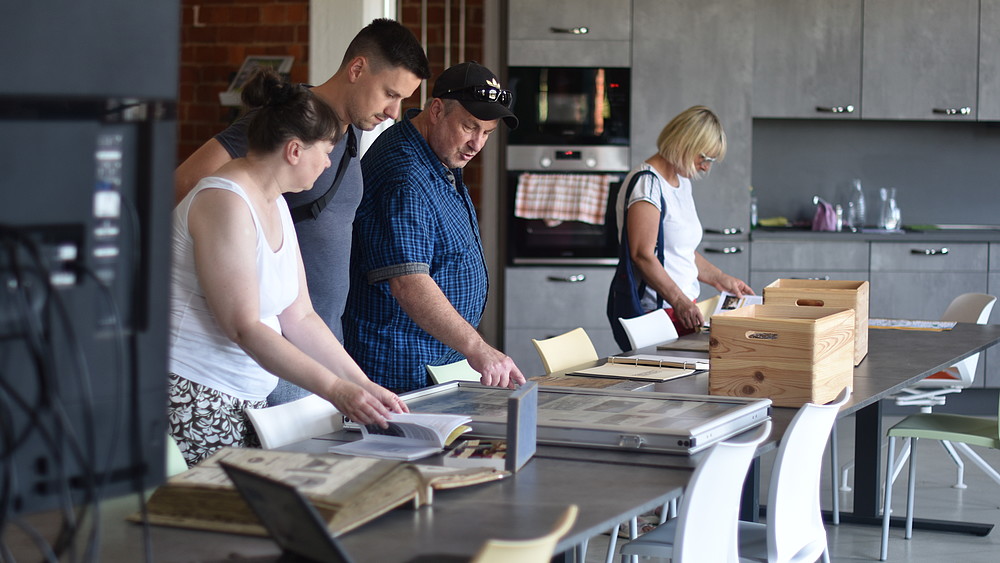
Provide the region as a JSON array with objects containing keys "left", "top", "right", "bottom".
[
  {"left": 137, "top": 447, "right": 506, "bottom": 537},
  {"left": 329, "top": 412, "right": 472, "bottom": 461},
  {"left": 711, "top": 291, "right": 763, "bottom": 319}
]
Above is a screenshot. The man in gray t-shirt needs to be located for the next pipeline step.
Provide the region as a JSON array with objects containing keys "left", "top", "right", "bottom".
[{"left": 174, "top": 19, "right": 429, "bottom": 405}]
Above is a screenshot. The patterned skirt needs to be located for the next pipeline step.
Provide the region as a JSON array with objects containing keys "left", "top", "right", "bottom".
[{"left": 167, "top": 373, "right": 268, "bottom": 467}]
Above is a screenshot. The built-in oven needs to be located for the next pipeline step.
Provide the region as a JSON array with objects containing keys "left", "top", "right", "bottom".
[{"left": 505, "top": 66, "right": 631, "bottom": 264}]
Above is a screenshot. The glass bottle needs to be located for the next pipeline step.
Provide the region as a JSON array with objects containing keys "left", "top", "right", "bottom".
[{"left": 850, "top": 179, "right": 866, "bottom": 230}]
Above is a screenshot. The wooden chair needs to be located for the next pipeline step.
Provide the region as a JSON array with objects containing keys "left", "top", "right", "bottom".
[
  {"left": 426, "top": 359, "right": 481, "bottom": 384},
  {"left": 245, "top": 394, "right": 342, "bottom": 449},
  {"left": 618, "top": 308, "right": 678, "bottom": 350},
  {"left": 531, "top": 327, "right": 599, "bottom": 374},
  {"left": 471, "top": 504, "right": 578, "bottom": 563},
  {"left": 617, "top": 421, "right": 772, "bottom": 562},
  {"left": 879, "top": 391, "right": 1000, "bottom": 560},
  {"left": 738, "top": 388, "right": 850, "bottom": 563}
]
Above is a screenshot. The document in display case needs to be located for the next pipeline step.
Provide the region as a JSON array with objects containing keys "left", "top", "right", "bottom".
[{"left": 398, "top": 383, "right": 771, "bottom": 455}]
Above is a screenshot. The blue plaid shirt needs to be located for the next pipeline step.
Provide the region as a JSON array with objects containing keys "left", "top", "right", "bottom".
[{"left": 344, "top": 109, "right": 488, "bottom": 393}]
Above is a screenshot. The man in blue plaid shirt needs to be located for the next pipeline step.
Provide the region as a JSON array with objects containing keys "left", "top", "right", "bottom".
[{"left": 344, "top": 62, "right": 525, "bottom": 393}]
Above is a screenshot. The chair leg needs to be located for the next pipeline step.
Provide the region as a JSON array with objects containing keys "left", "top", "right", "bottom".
[
  {"left": 905, "top": 438, "right": 918, "bottom": 540},
  {"left": 939, "top": 440, "right": 968, "bottom": 489},
  {"left": 830, "top": 424, "right": 841, "bottom": 525},
  {"left": 952, "top": 442, "right": 1000, "bottom": 485},
  {"left": 605, "top": 525, "right": 619, "bottom": 563},
  {"left": 880, "top": 436, "right": 896, "bottom": 561},
  {"left": 840, "top": 459, "right": 853, "bottom": 492},
  {"left": 575, "top": 539, "right": 588, "bottom": 562},
  {"left": 890, "top": 437, "right": 912, "bottom": 486}
]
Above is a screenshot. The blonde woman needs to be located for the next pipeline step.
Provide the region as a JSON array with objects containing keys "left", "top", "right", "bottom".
[{"left": 611, "top": 106, "right": 752, "bottom": 346}]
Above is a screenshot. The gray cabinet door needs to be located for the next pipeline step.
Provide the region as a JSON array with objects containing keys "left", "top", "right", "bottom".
[
  {"left": 698, "top": 237, "right": 751, "bottom": 298},
  {"left": 631, "top": 0, "right": 753, "bottom": 233},
  {"left": 749, "top": 239, "right": 869, "bottom": 293},
  {"left": 507, "top": 0, "right": 631, "bottom": 66},
  {"left": 862, "top": 0, "right": 979, "bottom": 120},
  {"left": 980, "top": 0, "right": 1000, "bottom": 121},
  {"left": 869, "top": 242, "right": 988, "bottom": 319},
  {"left": 752, "top": 0, "right": 862, "bottom": 119}
]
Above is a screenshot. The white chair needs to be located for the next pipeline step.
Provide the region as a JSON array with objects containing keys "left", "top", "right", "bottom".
[
  {"left": 618, "top": 308, "right": 679, "bottom": 350},
  {"left": 245, "top": 393, "right": 342, "bottom": 450},
  {"left": 426, "top": 359, "right": 481, "bottom": 384},
  {"left": 838, "top": 293, "right": 997, "bottom": 494},
  {"left": 618, "top": 421, "right": 773, "bottom": 563},
  {"left": 738, "top": 388, "right": 850, "bottom": 563},
  {"left": 472, "top": 504, "right": 578, "bottom": 563}
]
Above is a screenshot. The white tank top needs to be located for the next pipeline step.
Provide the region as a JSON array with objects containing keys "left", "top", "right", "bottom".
[{"left": 169, "top": 177, "right": 299, "bottom": 401}]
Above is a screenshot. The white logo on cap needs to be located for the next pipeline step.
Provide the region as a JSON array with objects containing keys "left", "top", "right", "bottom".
[{"left": 487, "top": 78, "right": 501, "bottom": 89}]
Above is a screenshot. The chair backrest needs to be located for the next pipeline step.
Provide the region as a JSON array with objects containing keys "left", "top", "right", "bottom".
[
  {"left": 245, "top": 394, "right": 342, "bottom": 450},
  {"left": 618, "top": 308, "right": 679, "bottom": 350},
  {"left": 166, "top": 435, "right": 189, "bottom": 476},
  {"left": 426, "top": 359, "right": 481, "bottom": 384},
  {"left": 767, "top": 387, "right": 851, "bottom": 563},
  {"left": 926, "top": 293, "right": 997, "bottom": 387},
  {"left": 471, "top": 504, "right": 578, "bottom": 563},
  {"left": 672, "top": 420, "right": 772, "bottom": 563},
  {"left": 531, "top": 327, "right": 599, "bottom": 374}
]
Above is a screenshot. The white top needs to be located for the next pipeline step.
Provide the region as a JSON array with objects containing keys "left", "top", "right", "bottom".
[
  {"left": 169, "top": 177, "right": 300, "bottom": 401},
  {"left": 615, "top": 164, "right": 703, "bottom": 310}
]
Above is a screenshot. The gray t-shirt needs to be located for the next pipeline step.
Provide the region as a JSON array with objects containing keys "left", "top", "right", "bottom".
[{"left": 215, "top": 112, "right": 363, "bottom": 342}]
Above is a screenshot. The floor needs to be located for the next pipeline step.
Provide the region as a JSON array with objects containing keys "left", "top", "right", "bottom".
[{"left": 583, "top": 414, "right": 1000, "bottom": 563}]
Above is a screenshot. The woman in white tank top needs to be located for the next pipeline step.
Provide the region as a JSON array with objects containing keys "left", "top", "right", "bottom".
[{"left": 167, "top": 69, "right": 408, "bottom": 466}]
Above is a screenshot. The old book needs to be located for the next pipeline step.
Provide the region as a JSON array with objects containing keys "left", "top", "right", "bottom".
[
  {"left": 137, "top": 447, "right": 506, "bottom": 537},
  {"left": 329, "top": 413, "right": 472, "bottom": 461}
]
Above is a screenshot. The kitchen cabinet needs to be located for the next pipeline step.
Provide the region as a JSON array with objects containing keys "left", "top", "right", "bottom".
[
  {"left": 980, "top": 0, "right": 1000, "bottom": 121},
  {"left": 631, "top": 0, "right": 753, "bottom": 233},
  {"left": 698, "top": 236, "right": 750, "bottom": 299},
  {"left": 752, "top": 0, "right": 862, "bottom": 119},
  {"left": 507, "top": 0, "right": 631, "bottom": 67},
  {"left": 862, "top": 0, "right": 979, "bottom": 120},
  {"left": 503, "top": 266, "right": 619, "bottom": 376},
  {"left": 749, "top": 240, "right": 869, "bottom": 293},
  {"left": 869, "top": 242, "right": 988, "bottom": 320}
]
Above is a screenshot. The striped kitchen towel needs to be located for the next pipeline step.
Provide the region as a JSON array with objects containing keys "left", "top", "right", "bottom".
[{"left": 514, "top": 172, "right": 616, "bottom": 225}]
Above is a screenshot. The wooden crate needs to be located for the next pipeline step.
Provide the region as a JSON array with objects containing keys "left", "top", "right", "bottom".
[
  {"left": 709, "top": 305, "right": 854, "bottom": 407},
  {"left": 763, "top": 279, "right": 869, "bottom": 365}
]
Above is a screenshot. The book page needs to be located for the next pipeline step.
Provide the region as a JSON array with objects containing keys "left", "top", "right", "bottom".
[
  {"left": 363, "top": 413, "right": 472, "bottom": 447},
  {"left": 712, "top": 291, "right": 764, "bottom": 318},
  {"left": 329, "top": 438, "right": 444, "bottom": 461}
]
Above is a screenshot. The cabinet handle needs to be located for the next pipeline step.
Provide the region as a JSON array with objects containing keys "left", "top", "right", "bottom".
[
  {"left": 703, "top": 246, "right": 743, "bottom": 254},
  {"left": 911, "top": 247, "right": 949, "bottom": 256},
  {"left": 547, "top": 274, "right": 587, "bottom": 283},
  {"left": 549, "top": 26, "right": 589, "bottom": 35},
  {"left": 816, "top": 105, "right": 855, "bottom": 114},
  {"left": 932, "top": 107, "right": 972, "bottom": 116},
  {"left": 704, "top": 227, "right": 744, "bottom": 235}
]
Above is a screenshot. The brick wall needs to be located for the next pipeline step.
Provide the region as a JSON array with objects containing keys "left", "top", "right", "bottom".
[
  {"left": 176, "top": 0, "right": 487, "bottom": 202},
  {"left": 178, "top": 0, "right": 310, "bottom": 163}
]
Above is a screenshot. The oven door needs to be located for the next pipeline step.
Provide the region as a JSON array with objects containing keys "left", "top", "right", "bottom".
[{"left": 506, "top": 170, "right": 625, "bottom": 264}]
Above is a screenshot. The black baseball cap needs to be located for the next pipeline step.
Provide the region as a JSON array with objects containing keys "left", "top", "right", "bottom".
[{"left": 432, "top": 62, "right": 518, "bottom": 130}]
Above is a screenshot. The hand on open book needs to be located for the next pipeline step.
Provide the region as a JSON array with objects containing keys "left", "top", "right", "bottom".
[{"left": 325, "top": 379, "right": 402, "bottom": 429}]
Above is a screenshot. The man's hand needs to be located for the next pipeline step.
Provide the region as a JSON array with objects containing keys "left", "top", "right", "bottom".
[{"left": 466, "top": 343, "right": 526, "bottom": 389}]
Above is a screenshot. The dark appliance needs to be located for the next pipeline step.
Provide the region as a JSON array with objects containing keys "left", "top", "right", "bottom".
[
  {"left": 504, "top": 66, "right": 632, "bottom": 264},
  {"left": 0, "top": 0, "right": 177, "bottom": 526}
]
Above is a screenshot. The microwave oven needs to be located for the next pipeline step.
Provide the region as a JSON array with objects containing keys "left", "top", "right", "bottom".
[{"left": 506, "top": 66, "right": 630, "bottom": 146}]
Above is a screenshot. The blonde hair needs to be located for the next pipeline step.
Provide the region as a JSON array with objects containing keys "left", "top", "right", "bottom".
[{"left": 655, "top": 105, "right": 727, "bottom": 179}]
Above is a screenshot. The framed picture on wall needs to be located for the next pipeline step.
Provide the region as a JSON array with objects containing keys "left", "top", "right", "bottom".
[{"left": 218, "top": 55, "right": 294, "bottom": 106}]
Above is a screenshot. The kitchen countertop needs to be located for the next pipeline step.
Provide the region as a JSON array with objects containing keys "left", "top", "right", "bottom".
[{"left": 749, "top": 226, "right": 1000, "bottom": 243}]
